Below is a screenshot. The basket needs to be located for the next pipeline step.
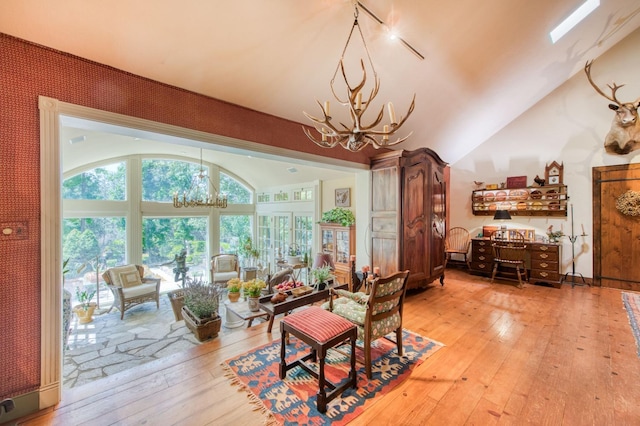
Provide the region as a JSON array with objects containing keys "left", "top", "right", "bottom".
[
  {"left": 182, "top": 306, "right": 222, "bottom": 342},
  {"left": 291, "top": 285, "right": 313, "bottom": 298},
  {"left": 167, "top": 289, "right": 185, "bottom": 321}
]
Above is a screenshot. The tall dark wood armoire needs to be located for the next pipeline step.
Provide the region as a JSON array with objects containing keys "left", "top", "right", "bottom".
[{"left": 370, "top": 148, "right": 448, "bottom": 289}]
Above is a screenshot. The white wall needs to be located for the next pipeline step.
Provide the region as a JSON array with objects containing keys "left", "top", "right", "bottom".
[{"left": 450, "top": 26, "right": 640, "bottom": 279}]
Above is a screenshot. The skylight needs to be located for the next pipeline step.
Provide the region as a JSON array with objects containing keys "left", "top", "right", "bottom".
[{"left": 550, "top": 0, "right": 600, "bottom": 43}]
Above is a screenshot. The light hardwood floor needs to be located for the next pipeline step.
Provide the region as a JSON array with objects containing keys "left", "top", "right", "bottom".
[{"left": 18, "top": 269, "right": 640, "bottom": 425}]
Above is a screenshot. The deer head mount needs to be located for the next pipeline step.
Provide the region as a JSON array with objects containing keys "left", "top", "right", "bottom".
[{"left": 584, "top": 60, "right": 640, "bottom": 155}]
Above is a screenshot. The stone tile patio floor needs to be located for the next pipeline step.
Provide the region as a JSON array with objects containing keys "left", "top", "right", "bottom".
[{"left": 63, "top": 292, "right": 252, "bottom": 389}]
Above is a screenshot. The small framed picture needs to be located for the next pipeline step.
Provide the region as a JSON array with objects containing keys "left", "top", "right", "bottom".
[
  {"left": 506, "top": 176, "right": 527, "bottom": 189},
  {"left": 335, "top": 188, "right": 350, "bottom": 207}
]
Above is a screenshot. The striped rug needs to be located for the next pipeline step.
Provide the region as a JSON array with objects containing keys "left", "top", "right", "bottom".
[{"left": 622, "top": 292, "right": 640, "bottom": 357}]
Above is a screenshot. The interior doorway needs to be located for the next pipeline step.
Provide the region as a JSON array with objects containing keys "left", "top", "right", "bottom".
[{"left": 593, "top": 163, "right": 640, "bottom": 289}]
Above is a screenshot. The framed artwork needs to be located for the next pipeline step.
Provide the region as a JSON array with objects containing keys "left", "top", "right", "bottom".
[
  {"left": 335, "top": 188, "right": 350, "bottom": 207},
  {"left": 506, "top": 176, "right": 527, "bottom": 188}
]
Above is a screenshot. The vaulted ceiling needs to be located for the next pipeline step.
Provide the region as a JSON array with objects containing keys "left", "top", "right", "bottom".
[{"left": 2, "top": 0, "right": 640, "bottom": 186}]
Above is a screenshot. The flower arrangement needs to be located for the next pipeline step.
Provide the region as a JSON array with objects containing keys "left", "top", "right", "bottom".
[
  {"left": 310, "top": 265, "right": 333, "bottom": 285},
  {"left": 287, "top": 244, "right": 301, "bottom": 257},
  {"left": 227, "top": 278, "right": 242, "bottom": 293},
  {"left": 547, "top": 225, "right": 564, "bottom": 242},
  {"left": 242, "top": 279, "right": 266, "bottom": 298}
]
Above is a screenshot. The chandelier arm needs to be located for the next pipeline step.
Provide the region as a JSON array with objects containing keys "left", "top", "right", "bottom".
[
  {"left": 303, "top": 105, "right": 351, "bottom": 136},
  {"left": 358, "top": 105, "right": 385, "bottom": 132},
  {"left": 390, "top": 94, "right": 416, "bottom": 129}
]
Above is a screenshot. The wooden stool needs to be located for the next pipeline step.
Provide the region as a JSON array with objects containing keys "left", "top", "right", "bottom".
[{"left": 279, "top": 306, "right": 357, "bottom": 413}]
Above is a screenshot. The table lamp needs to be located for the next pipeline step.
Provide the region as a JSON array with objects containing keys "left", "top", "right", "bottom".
[
  {"left": 313, "top": 253, "right": 335, "bottom": 271},
  {"left": 493, "top": 209, "right": 511, "bottom": 239}
]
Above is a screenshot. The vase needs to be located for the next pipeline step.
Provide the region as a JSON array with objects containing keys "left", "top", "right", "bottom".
[
  {"left": 228, "top": 291, "right": 241, "bottom": 303},
  {"left": 73, "top": 303, "right": 97, "bottom": 324},
  {"left": 182, "top": 306, "right": 222, "bottom": 341},
  {"left": 247, "top": 296, "right": 260, "bottom": 312}
]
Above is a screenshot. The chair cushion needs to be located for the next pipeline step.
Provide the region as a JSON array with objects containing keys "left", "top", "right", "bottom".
[
  {"left": 121, "top": 282, "right": 158, "bottom": 298},
  {"left": 282, "top": 306, "right": 354, "bottom": 343},
  {"left": 119, "top": 270, "right": 142, "bottom": 288},
  {"left": 216, "top": 257, "right": 236, "bottom": 273},
  {"left": 213, "top": 271, "right": 239, "bottom": 283},
  {"left": 108, "top": 265, "right": 140, "bottom": 288}
]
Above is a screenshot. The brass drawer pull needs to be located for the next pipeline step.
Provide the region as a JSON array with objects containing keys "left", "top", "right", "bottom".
[
  {"left": 478, "top": 255, "right": 486, "bottom": 261},
  {"left": 540, "top": 262, "right": 548, "bottom": 268},
  {"left": 539, "top": 253, "right": 549, "bottom": 259},
  {"left": 478, "top": 263, "right": 487, "bottom": 269},
  {"left": 540, "top": 246, "right": 549, "bottom": 251},
  {"left": 479, "top": 248, "right": 486, "bottom": 253},
  {"left": 540, "top": 271, "right": 548, "bottom": 277}
]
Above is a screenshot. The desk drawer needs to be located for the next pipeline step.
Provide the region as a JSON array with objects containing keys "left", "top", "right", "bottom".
[
  {"left": 530, "top": 269, "right": 560, "bottom": 282},
  {"left": 470, "top": 261, "right": 492, "bottom": 272},
  {"left": 531, "top": 259, "right": 558, "bottom": 271},
  {"left": 531, "top": 250, "right": 558, "bottom": 262},
  {"left": 473, "top": 246, "right": 492, "bottom": 256}
]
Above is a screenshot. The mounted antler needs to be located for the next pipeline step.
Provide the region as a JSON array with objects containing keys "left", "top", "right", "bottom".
[
  {"left": 303, "top": 59, "right": 415, "bottom": 153},
  {"left": 584, "top": 59, "right": 640, "bottom": 155}
]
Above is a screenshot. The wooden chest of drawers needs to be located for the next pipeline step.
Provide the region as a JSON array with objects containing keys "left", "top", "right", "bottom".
[{"left": 470, "top": 238, "right": 562, "bottom": 288}]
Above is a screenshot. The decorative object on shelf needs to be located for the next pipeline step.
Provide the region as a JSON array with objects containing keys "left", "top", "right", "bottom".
[
  {"left": 473, "top": 181, "right": 485, "bottom": 190},
  {"left": 584, "top": 59, "right": 640, "bottom": 155},
  {"left": 73, "top": 286, "right": 97, "bottom": 324},
  {"left": 545, "top": 161, "right": 564, "bottom": 185},
  {"left": 506, "top": 176, "right": 527, "bottom": 189},
  {"left": 286, "top": 244, "right": 302, "bottom": 265},
  {"left": 182, "top": 277, "right": 221, "bottom": 341},
  {"left": 616, "top": 190, "right": 640, "bottom": 216},
  {"left": 320, "top": 207, "right": 355, "bottom": 226},
  {"left": 335, "top": 187, "right": 351, "bottom": 207},
  {"left": 227, "top": 278, "right": 242, "bottom": 303},
  {"left": 173, "top": 148, "right": 227, "bottom": 209},
  {"left": 533, "top": 175, "right": 546, "bottom": 186},
  {"left": 471, "top": 185, "right": 568, "bottom": 217},
  {"left": 485, "top": 183, "right": 499, "bottom": 190},
  {"left": 302, "top": 3, "right": 415, "bottom": 152},
  {"left": 546, "top": 225, "right": 565, "bottom": 243}
]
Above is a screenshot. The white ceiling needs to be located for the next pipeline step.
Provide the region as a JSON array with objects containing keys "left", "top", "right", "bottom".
[{"left": 3, "top": 0, "right": 640, "bottom": 185}]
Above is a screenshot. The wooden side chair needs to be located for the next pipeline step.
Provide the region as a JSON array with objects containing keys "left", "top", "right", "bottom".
[
  {"left": 324, "top": 270, "right": 410, "bottom": 379},
  {"left": 490, "top": 230, "right": 528, "bottom": 288},
  {"left": 444, "top": 227, "right": 471, "bottom": 268}
]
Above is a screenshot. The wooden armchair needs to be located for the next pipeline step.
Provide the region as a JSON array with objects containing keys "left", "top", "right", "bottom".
[
  {"left": 210, "top": 254, "right": 240, "bottom": 286},
  {"left": 444, "top": 227, "right": 471, "bottom": 268},
  {"left": 325, "top": 270, "right": 410, "bottom": 378},
  {"left": 102, "top": 264, "right": 161, "bottom": 319}
]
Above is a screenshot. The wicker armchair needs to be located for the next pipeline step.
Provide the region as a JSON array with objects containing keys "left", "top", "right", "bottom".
[
  {"left": 324, "top": 270, "right": 410, "bottom": 378},
  {"left": 102, "top": 264, "right": 161, "bottom": 319},
  {"left": 210, "top": 254, "right": 240, "bottom": 286}
]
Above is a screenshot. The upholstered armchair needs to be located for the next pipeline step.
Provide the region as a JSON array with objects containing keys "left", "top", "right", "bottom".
[
  {"left": 102, "top": 264, "right": 161, "bottom": 319},
  {"left": 210, "top": 254, "right": 240, "bottom": 286},
  {"left": 323, "top": 270, "right": 410, "bottom": 378}
]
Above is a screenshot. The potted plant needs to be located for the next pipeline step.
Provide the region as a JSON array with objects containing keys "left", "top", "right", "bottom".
[
  {"left": 73, "top": 286, "right": 97, "bottom": 324},
  {"left": 227, "top": 278, "right": 242, "bottom": 303},
  {"left": 320, "top": 207, "right": 355, "bottom": 227},
  {"left": 242, "top": 279, "right": 266, "bottom": 312},
  {"left": 310, "top": 265, "right": 333, "bottom": 290},
  {"left": 238, "top": 236, "right": 260, "bottom": 268},
  {"left": 547, "top": 225, "right": 564, "bottom": 243},
  {"left": 181, "top": 278, "right": 222, "bottom": 341},
  {"left": 286, "top": 244, "right": 302, "bottom": 265}
]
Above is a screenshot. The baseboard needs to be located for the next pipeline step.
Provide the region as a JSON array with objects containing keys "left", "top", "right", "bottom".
[{"left": 0, "top": 391, "right": 38, "bottom": 425}]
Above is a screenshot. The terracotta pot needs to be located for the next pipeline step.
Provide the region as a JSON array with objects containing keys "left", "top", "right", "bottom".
[
  {"left": 73, "top": 303, "right": 97, "bottom": 324},
  {"left": 228, "top": 291, "right": 241, "bottom": 303}
]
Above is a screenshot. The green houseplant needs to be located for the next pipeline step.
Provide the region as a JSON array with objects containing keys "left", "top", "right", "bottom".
[
  {"left": 310, "top": 265, "right": 333, "bottom": 290},
  {"left": 321, "top": 207, "right": 355, "bottom": 227},
  {"left": 238, "top": 236, "right": 260, "bottom": 267},
  {"left": 181, "top": 278, "right": 222, "bottom": 341},
  {"left": 73, "top": 286, "right": 97, "bottom": 324}
]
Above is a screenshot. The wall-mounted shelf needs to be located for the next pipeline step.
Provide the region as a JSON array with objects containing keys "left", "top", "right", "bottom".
[{"left": 471, "top": 185, "right": 568, "bottom": 216}]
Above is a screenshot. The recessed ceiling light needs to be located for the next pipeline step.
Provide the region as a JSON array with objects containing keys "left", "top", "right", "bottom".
[
  {"left": 550, "top": 0, "right": 600, "bottom": 44},
  {"left": 287, "top": 167, "right": 298, "bottom": 173},
  {"left": 69, "top": 135, "right": 86, "bottom": 144}
]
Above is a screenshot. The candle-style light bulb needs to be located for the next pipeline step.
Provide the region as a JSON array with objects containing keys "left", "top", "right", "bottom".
[{"left": 388, "top": 102, "right": 396, "bottom": 124}]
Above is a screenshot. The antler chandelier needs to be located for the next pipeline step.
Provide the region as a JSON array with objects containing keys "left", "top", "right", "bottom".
[
  {"left": 303, "top": 3, "right": 415, "bottom": 152},
  {"left": 173, "top": 149, "right": 228, "bottom": 209}
]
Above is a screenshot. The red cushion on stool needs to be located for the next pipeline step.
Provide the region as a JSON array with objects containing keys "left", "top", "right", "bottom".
[{"left": 282, "top": 306, "right": 354, "bottom": 343}]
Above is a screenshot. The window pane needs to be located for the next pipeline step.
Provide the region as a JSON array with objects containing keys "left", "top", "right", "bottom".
[
  {"left": 63, "top": 162, "right": 126, "bottom": 200},
  {"left": 219, "top": 215, "right": 251, "bottom": 254},
  {"left": 63, "top": 217, "right": 127, "bottom": 274},
  {"left": 142, "top": 217, "right": 209, "bottom": 284},
  {"left": 220, "top": 172, "right": 251, "bottom": 204},
  {"left": 142, "top": 159, "right": 203, "bottom": 202}
]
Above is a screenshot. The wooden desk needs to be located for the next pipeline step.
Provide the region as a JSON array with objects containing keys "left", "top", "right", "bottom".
[{"left": 470, "top": 238, "right": 562, "bottom": 288}]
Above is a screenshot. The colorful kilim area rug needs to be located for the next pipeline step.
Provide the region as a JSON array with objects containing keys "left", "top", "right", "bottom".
[
  {"left": 222, "top": 329, "right": 443, "bottom": 425},
  {"left": 622, "top": 292, "right": 640, "bottom": 357}
]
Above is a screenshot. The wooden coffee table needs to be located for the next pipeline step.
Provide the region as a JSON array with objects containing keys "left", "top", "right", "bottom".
[
  {"left": 224, "top": 300, "right": 269, "bottom": 328},
  {"left": 259, "top": 281, "right": 348, "bottom": 333}
]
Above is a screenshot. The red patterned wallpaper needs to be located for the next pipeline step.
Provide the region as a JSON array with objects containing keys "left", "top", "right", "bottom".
[{"left": 0, "top": 32, "right": 373, "bottom": 399}]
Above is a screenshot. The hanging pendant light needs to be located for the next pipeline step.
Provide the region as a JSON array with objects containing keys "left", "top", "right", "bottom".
[{"left": 173, "top": 149, "right": 228, "bottom": 209}]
